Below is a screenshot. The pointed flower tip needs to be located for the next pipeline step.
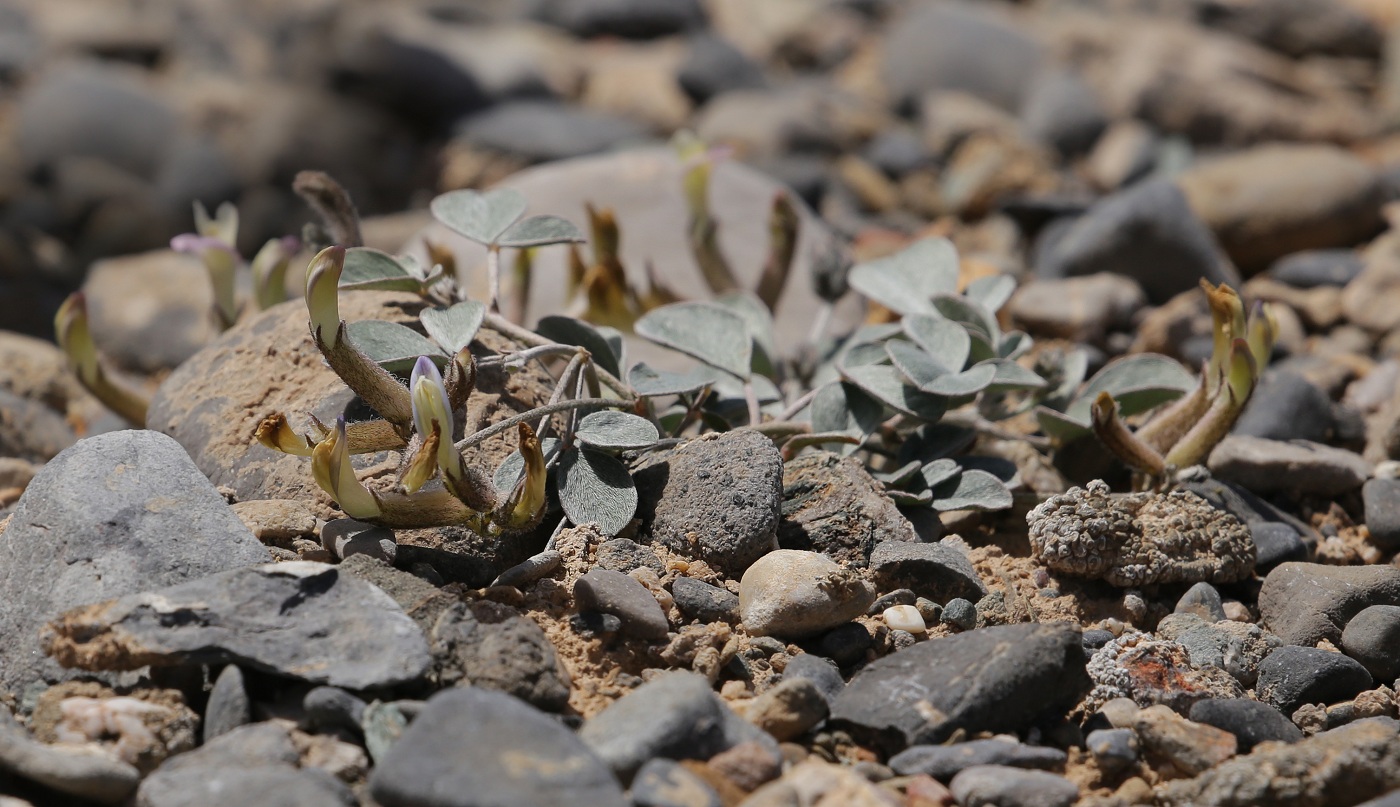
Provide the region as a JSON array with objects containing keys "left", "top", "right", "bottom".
[{"left": 411, "top": 356, "right": 453, "bottom": 448}]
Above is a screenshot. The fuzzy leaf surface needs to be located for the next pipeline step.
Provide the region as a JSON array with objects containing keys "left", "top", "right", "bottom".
[
  {"left": 635, "top": 302, "right": 752, "bottom": 379},
  {"left": 421, "top": 301, "right": 486, "bottom": 354},
  {"left": 497, "top": 215, "right": 585, "bottom": 248},
  {"left": 576, "top": 411, "right": 659, "bottom": 451},
  {"left": 847, "top": 238, "right": 959, "bottom": 315},
  {"left": 558, "top": 447, "right": 637, "bottom": 536},
  {"left": 430, "top": 188, "right": 528, "bottom": 245},
  {"left": 537, "top": 315, "right": 622, "bottom": 378}
]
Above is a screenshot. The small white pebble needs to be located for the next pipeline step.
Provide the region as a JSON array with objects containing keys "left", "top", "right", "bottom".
[{"left": 882, "top": 604, "right": 926, "bottom": 635}]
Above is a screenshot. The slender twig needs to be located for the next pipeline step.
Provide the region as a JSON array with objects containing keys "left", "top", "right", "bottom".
[
  {"left": 486, "top": 245, "right": 502, "bottom": 314},
  {"left": 807, "top": 301, "right": 834, "bottom": 345},
  {"left": 778, "top": 387, "right": 819, "bottom": 422},
  {"left": 483, "top": 313, "right": 634, "bottom": 402},
  {"left": 537, "top": 351, "right": 587, "bottom": 437},
  {"left": 744, "top": 379, "right": 761, "bottom": 427},
  {"left": 478, "top": 343, "right": 579, "bottom": 369},
  {"left": 455, "top": 398, "right": 623, "bottom": 451}
]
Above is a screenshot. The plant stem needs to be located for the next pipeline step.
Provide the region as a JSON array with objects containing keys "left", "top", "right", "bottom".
[
  {"left": 482, "top": 313, "right": 634, "bottom": 402},
  {"left": 487, "top": 245, "right": 501, "bottom": 314},
  {"left": 478, "top": 343, "right": 579, "bottom": 369},
  {"left": 455, "top": 398, "right": 624, "bottom": 451},
  {"left": 778, "top": 387, "right": 819, "bottom": 422},
  {"left": 744, "top": 379, "right": 761, "bottom": 426}
]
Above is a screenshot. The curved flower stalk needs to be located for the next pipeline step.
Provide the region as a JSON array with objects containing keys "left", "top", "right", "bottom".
[
  {"left": 54, "top": 293, "right": 149, "bottom": 427},
  {"left": 172, "top": 202, "right": 303, "bottom": 327}
]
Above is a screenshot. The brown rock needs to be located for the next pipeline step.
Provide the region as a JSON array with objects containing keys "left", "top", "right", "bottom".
[
  {"left": 1009, "top": 273, "right": 1146, "bottom": 344},
  {"left": 778, "top": 451, "right": 915, "bottom": 568},
  {"left": 1133, "top": 704, "right": 1237, "bottom": 777}
]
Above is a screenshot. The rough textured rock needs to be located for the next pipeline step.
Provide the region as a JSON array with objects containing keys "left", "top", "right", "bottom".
[
  {"left": 867, "top": 541, "right": 987, "bottom": 604},
  {"left": 738, "top": 549, "right": 875, "bottom": 638},
  {"left": 777, "top": 451, "right": 915, "bottom": 567},
  {"left": 1256, "top": 645, "right": 1373, "bottom": 715},
  {"left": 45, "top": 562, "right": 430, "bottom": 690},
  {"left": 430, "top": 600, "right": 571, "bottom": 711},
  {"left": 0, "top": 388, "right": 76, "bottom": 463},
  {"left": 1208, "top": 436, "right": 1370, "bottom": 496},
  {"left": 1156, "top": 614, "right": 1279, "bottom": 688},
  {"left": 1085, "top": 631, "right": 1245, "bottom": 715},
  {"left": 1258, "top": 563, "right": 1400, "bottom": 647},
  {"left": 1026, "top": 480, "right": 1255, "bottom": 587},
  {"left": 1132, "top": 704, "right": 1238, "bottom": 776},
  {"left": 0, "top": 430, "right": 270, "bottom": 696},
  {"left": 0, "top": 709, "right": 140, "bottom": 805},
  {"left": 1158, "top": 717, "right": 1400, "bottom": 807},
  {"left": 1341, "top": 605, "right": 1400, "bottom": 683},
  {"left": 736, "top": 677, "right": 828, "bottom": 742},
  {"left": 634, "top": 429, "right": 782, "bottom": 576},
  {"left": 370, "top": 688, "right": 626, "bottom": 807},
  {"left": 829, "top": 623, "right": 1088, "bottom": 752}
]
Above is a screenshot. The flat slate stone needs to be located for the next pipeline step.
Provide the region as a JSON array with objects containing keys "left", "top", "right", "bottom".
[
  {"left": 370, "top": 688, "right": 626, "bottom": 807},
  {"left": 45, "top": 562, "right": 430, "bottom": 690},
  {"left": 868, "top": 541, "right": 987, "bottom": 604},
  {"left": 575, "top": 568, "right": 671, "bottom": 641},
  {"left": 829, "top": 623, "right": 1089, "bottom": 752},
  {"left": 0, "top": 429, "right": 270, "bottom": 695},
  {"left": 889, "top": 739, "right": 1067, "bottom": 780}
]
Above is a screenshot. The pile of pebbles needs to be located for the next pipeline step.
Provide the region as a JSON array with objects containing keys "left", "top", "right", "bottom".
[{"left": 4, "top": 0, "right": 1400, "bottom": 806}]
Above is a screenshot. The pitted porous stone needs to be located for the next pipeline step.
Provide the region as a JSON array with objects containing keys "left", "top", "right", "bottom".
[
  {"left": 1085, "top": 631, "right": 1244, "bottom": 716},
  {"left": 1026, "top": 480, "right": 1254, "bottom": 587}
]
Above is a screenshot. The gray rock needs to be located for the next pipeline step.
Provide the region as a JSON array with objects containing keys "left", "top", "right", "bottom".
[
  {"left": 829, "top": 623, "right": 1089, "bottom": 752},
  {"left": 1158, "top": 717, "right": 1400, "bottom": 807},
  {"left": 630, "top": 757, "right": 722, "bottom": 807},
  {"left": 0, "top": 388, "right": 75, "bottom": 463},
  {"left": 578, "top": 672, "right": 773, "bottom": 782},
  {"left": 575, "top": 569, "right": 670, "bottom": 641},
  {"left": 1008, "top": 273, "right": 1146, "bottom": 345},
  {"left": 863, "top": 129, "right": 929, "bottom": 178},
  {"left": 635, "top": 429, "right": 782, "bottom": 576},
  {"left": 322, "top": 519, "right": 398, "bottom": 565},
  {"left": 1205, "top": 0, "right": 1381, "bottom": 59},
  {"left": 17, "top": 63, "right": 177, "bottom": 178},
  {"left": 492, "top": 550, "right": 564, "bottom": 588},
  {"left": 1085, "top": 728, "right": 1139, "bottom": 776},
  {"left": 677, "top": 33, "right": 765, "bottom": 104},
  {"left": 1019, "top": 68, "right": 1107, "bottom": 157},
  {"left": 781, "top": 654, "right": 844, "bottom": 703},
  {"left": 949, "top": 765, "right": 1079, "bottom": 807},
  {"left": 942, "top": 598, "right": 978, "bottom": 631},
  {"left": 1259, "top": 562, "right": 1400, "bottom": 647},
  {"left": 777, "top": 451, "right": 915, "bottom": 567},
  {"left": 1188, "top": 698, "right": 1303, "bottom": 752},
  {"left": 431, "top": 599, "right": 571, "bottom": 711},
  {"left": 817, "top": 622, "right": 872, "bottom": 668},
  {"left": 82, "top": 249, "right": 218, "bottom": 375},
  {"left": 139, "top": 721, "right": 354, "bottom": 807},
  {"left": 1034, "top": 179, "right": 1238, "bottom": 305},
  {"left": 594, "top": 538, "right": 664, "bottom": 575},
  {"left": 304, "top": 687, "right": 367, "bottom": 735},
  {"left": 1233, "top": 372, "right": 1337, "bottom": 444},
  {"left": 0, "top": 709, "right": 139, "bottom": 805},
  {"left": 868, "top": 541, "right": 986, "bottom": 604},
  {"left": 1341, "top": 605, "right": 1400, "bottom": 684},
  {"left": 1257, "top": 645, "right": 1373, "bottom": 715},
  {"left": 739, "top": 550, "right": 875, "bottom": 639},
  {"left": 0, "top": 430, "right": 270, "bottom": 695},
  {"left": 1208, "top": 436, "right": 1369, "bottom": 497},
  {"left": 883, "top": 3, "right": 1045, "bottom": 113},
  {"left": 1158, "top": 614, "right": 1279, "bottom": 688},
  {"left": 203, "top": 665, "right": 251, "bottom": 743},
  {"left": 456, "top": 100, "right": 650, "bottom": 163},
  {"left": 371, "top": 688, "right": 626, "bottom": 807},
  {"left": 1252, "top": 522, "right": 1310, "bottom": 571},
  {"left": 544, "top": 0, "right": 704, "bottom": 39},
  {"left": 1175, "top": 582, "right": 1227, "bottom": 622},
  {"left": 889, "top": 739, "right": 1067, "bottom": 780},
  {"left": 1270, "top": 249, "right": 1365, "bottom": 289},
  {"left": 1363, "top": 478, "right": 1400, "bottom": 550},
  {"left": 670, "top": 577, "right": 739, "bottom": 623},
  {"left": 46, "top": 562, "right": 430, "bottom": 690},
  {"left": 739, "top": 677, "right": 828, "bottom": 742}
]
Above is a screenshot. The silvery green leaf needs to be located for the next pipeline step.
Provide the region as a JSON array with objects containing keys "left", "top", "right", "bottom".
[
  {"left": 497, "top": 215, "right": 586, "bottom": 248},
  {"left": 810, "top": 382, "right": 884, "bottom": 440},
  {"left": 627, "top": 362, "right": 721, "bottom": 397},
  {"left": 636, "top": 302, "right": 751, "bottom": 379},
  {"left": 919, "top": 458, "right": 962, "bottom": 489},
  {"left": 873, "top": 460, "right": 922, "bottom": 486},
  {"left": 897, "top": 423, "right": 977, "bottom": 464},
  {"left": 847, "top": 238, "right": 959, "bottom": 316},
  {"left": 886, "top": 339, "right": 946, "bottom": 387},
  {"left": 903, "top": 314, "right": 970, "bottom": 372},
  {"left": 920, "top": 362, "right": 996, "bottom": 396},
  {"left": 965, "top": 274, "right": 1016, "bottom": 313},
  {"left": 536, "top": 315, "right": 621, "bottom": 378},
  {"left": 840, "top": 341, "right": 893, "bottom": 370},
  {"left": 711, "top": 372, "right": 782, "bottom": 403},
  {"left": 430, "top": 188, "right": 527, "bottom": 245},
  {"left": 929, "top": 469, "right": 1012, "bottom": 511},
  {"left": 576, "top": 411, "right": 659, "bottom": 451},
  {"left": 998, "top": 331, "right": 1032, "bottom": 360},
  {"left": 558, "top": 447, "right": 637, "bottom": 536},
  {"left": 1034, "top": 405, "right": 1092, "bottom": 441},
  {"left": 887, "top": 488, "right": 933, "bottom": 506},
  {"left": 982, "top": 359, "right": 1047, "bottom": 393},
  {"left": 345, "top": 320, "right": 445, "bottom": 373},
  {"left": 339, "top": 248, "right": 422, "bottom": 293},
  {"left": 714, "top": 290, "right": 778, "bottom": 378},
  {"left": 967, "top": 330, "right": 998, "bottom": 364},
  {"left": 598, "top": 326, "right": 625, "bottom": 373},
  {"left": 932, "top": 294, "right": 999, "bottom": 343},
  {"left": 1063, "top": 354, "right": 1195, "bottom": 424},
  {"left": 1043, "top": 348, "right": 1089, "bottom": 409},
  {"left": 959, "top": 455, "right": 1019, "bottom": 483},
  {"left": 493, "top": 438, "right": 561, "bottom": 497},
  {"left": 420, "top": 301, "right": 486, "bottom": 354},
  {"left": 841, "top": 364, "right": 947, "bottom": 421}
]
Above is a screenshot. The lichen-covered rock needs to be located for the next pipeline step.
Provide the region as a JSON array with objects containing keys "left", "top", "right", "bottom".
[
  {"left": 1085, "top": 631, "right": 1244, "bottom": 716},
  {"left": 1026, "top": 480, "right": 1254, "bottom": 587}
]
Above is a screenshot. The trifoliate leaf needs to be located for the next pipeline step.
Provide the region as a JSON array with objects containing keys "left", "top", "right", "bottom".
[
  {"left": 903, "top": 314, "right": 970, "bottom": 372},
  {"left": 558, "top": 447, "right": 637, "bottom": 536},
  {"left": 714, "top": 290, "right": 778, "bottom": 379},
  {"left": 430, "top": 188, "right": 528, "bottom": 245},
  {"left": 929, "top": 469, "right": 1012, "bottom": 511},
  {"left": 537, "top": 315, "right": 622, "bottom": 378},
  {"left": 497, "top": 215, "right": 586, "bottom": 248},
  {"left": 932, "top": 294, "right": 999, "bottom": 343},
  {"left": 635, "top": 302, "right": 752, "bottom": 379},
  {"left": 887, "top": 340, "right": 997, "bottom": 396},
  {"left": 965, "top": 274, "right": 1016, "bottom": 313},
  {"left": 420, "top": 301, "right": 486, "bottom": 354},
  {"left": 576, "top": 411, "right": 659, "bottom": 451},
  {"left": 840, "top": 364, "right": 947, "bottom": 421},
  {"left": 848, "top": 238, "right": 959, "bottom": 316},
  {"left": 339, "top": 248, "right": 421, "bottom": 293},
  {"left": 1063, "top": 354, "right": 1195, "bottom": 424},
  {"left": 919, "top": 458, "right": 962, "bottom": 490},
  {"left": 810, "top": 382, "right": 885, "bottom": 441},
  {"left": 627, "top": 362, "right": 721, "bottom": 397},
  {"left": 345, "top": 320, "right": 445, "bottom": 373}
]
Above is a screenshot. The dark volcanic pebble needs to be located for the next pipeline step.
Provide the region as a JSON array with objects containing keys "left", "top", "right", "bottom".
[
  {"left": 370, "top": 688, "right": 626, "bottom": 807},
  {"left": 1233, "top": 371, "right": 1337, "bottom": 443},
  {"left": 594, "top": 538, "right": 665, "bottom": 575},
  {"left": 817, "top": 622, "right": 874, "bottom": 667},
  {"left": 1189, "top": 698, "right": 1304, "bottom": 751},
  {"left": 829, "top": 623, "right": 1088, "bottom": 752},
  {"left": 670, "top": 576, "right": 740, "bottom": 623},
  {"left": 1259, "top": 562, "right": 1400, "bottom": 646},
  {"left": 1174, "top": 582, "right": 1227, "bottom": 622},
  {"left": 1252, "top": 522, "right": 1310, "bottom": 571},
  {"left": 1085, "top": 728, "right": 1139, "bottom": 775},
  {"left": 1269, "top": 249, "right": 1364, "bottom": 289},
  {"left": 777, "top": 451, "right": 916, "bottom": 567},
  {"left": 203, "top": 665, "right": 251, "bottom": 743},
  {"left": 1340, "top": 605, "right": 1400, "bottom": 682},
  {"left": 949, "top": 765, "right": 1079, "bottom": 807},
  {"left": 1256, "top": 645, "right": 1373, "bottom": 715},
  {"left": 304, "top": 687, "right": 368, "bottom": 735},
  {"left": 1362, "top": 478, "right": 1400, "bottom": 550},
  {"left": 782, "top": 654, "right": 845, "bottom": 703},
  {"left": 867, "top": 541, "right": 987, "bottom": 603},
  {"left": 889, "top": 739, "right": 1067, "bottom": 780},
  {"left": 575, "top": 569, "right": 670, "bottom": 641}
]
